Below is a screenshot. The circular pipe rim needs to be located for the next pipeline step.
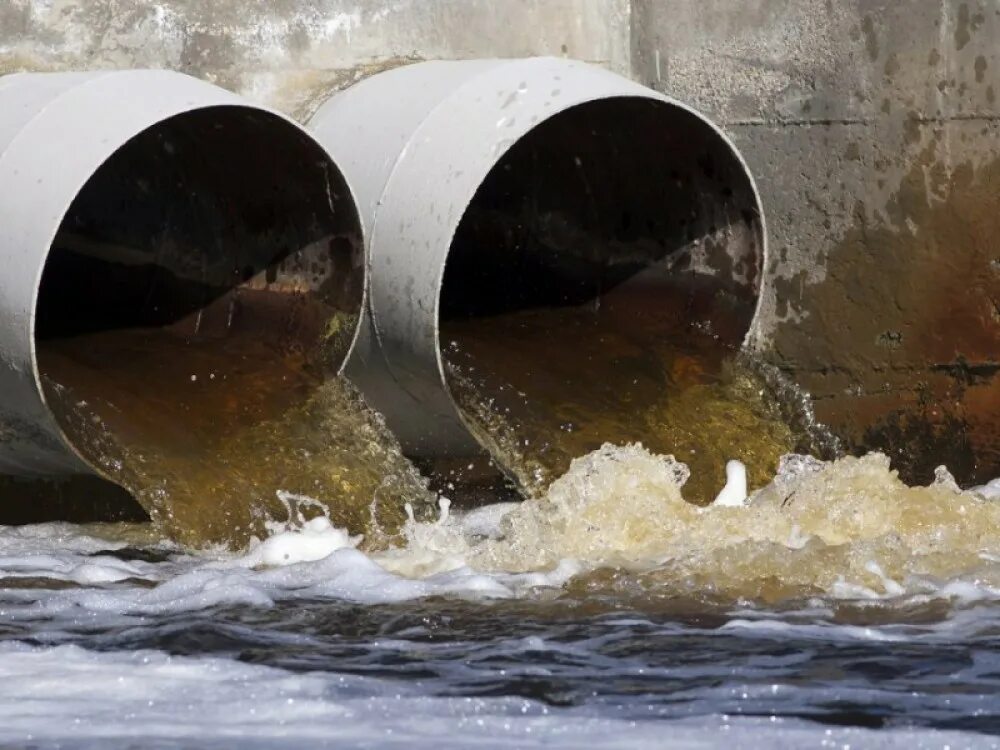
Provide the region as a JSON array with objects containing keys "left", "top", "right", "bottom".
[
  {"left": 354, "top": 58, "right": 768, "bottom": 458},
  {"left": 0, "top": 69, "right": 364, "bottom": 476}
]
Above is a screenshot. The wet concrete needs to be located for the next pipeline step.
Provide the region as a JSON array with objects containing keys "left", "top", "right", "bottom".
[
  {"left": 0, "top": 0, "right": 630, "bottom": 119},
  {"left": 772, "top": 148, "right": 1000, "bottom": 484},
  {"left": 634, "top": 0, "right": 1000, "bottom": 485},
  {"left": 4, "top": 0, "right": 1000, "bottom": 494}
]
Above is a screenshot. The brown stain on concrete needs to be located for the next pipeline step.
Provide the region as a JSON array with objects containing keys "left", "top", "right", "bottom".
[
  {"left": 955, "top": 4, "right": 986, "bottom": 52},
  {"left": 975, "top": 55, "right": 989, "bottom": 83},
  {"left": 861, "top": 15, "right": 880, "bottom": 62},
  {"left": 956, "top": 4, "right": 972, "bottom": 50},
  {"left": 771, "top": 147, "right": 1000, "bottom": 485}
]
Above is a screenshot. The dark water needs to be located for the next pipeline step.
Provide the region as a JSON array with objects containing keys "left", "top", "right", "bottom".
[
  {"left": 31, "top": 596, "right": 1000, "bottom": 735},
  {"left": 0, "top": 516, "right": 998, "bottom": 748}
]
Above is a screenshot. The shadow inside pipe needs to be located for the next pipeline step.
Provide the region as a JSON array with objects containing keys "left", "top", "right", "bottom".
[
  {"left": 440, "top": 98, "right": 809, "bottom": 503},
  {"left": 20, "top": 107, "right": 431, "bottom": 545},
  {"left": 440, "top": 99, "right": 760, "bottom": 327},
  {"left": 0, "top": 476, "right": 148, "bottom": 525}
]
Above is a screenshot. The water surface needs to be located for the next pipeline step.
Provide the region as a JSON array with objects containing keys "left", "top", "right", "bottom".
[{"left": 0, "top": 447, "right": 999, "bottom": 747}]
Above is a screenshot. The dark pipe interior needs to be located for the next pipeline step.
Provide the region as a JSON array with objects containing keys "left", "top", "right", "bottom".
[
  {"left": 442, "top": 97, "right": 761, "bottom": 331},
  {"left": 439, "top": 97, "right": 765, "bottom": 496},
  {"left": 37, "top": 106, "right": 362, "bottom": 348},
  {"left": 18, "top": 106, "right": 364, "bottom": 524}
]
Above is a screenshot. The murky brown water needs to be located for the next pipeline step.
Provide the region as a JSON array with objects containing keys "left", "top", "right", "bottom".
[
  {"left": 39, "top": 321, "right": 434, "bottom": 549},
  {"left": 6, "top": 317, "right": 1000, "bottom": 747},
  {"left": 443, "top": 282, "right": 836, "bottom": 505}
]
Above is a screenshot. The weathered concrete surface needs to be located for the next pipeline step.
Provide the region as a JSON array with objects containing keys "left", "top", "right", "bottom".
[
  {"left": 0, "top": 0, "right": 631, "bottom": 118},
  {"left": 634, "top": 0, "right": 1000, "bottom": 485},
  {"left": 4, "top": 0, "right": 999, "bottom": 487}
]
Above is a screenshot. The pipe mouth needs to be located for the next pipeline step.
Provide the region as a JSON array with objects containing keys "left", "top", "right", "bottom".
[
  {"left": 439, "top": 96, "right": 765, "bottom": 498},
  {"left": 33, "top": 105, "right": 363, "bottom": 478}
]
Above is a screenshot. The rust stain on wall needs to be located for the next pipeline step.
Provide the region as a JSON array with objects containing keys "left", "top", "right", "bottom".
[{"left": 771, "top": 144, "right": 1000, "bottom": 485}]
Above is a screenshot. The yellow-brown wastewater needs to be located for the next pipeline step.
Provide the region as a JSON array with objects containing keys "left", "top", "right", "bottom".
[
  {"left": 442, "top": 283, "right": 836, "bottom": 505},
  {"left": 429, "top": 95, "right": 811, "bottom": 505},
  {"left": 3, "top": 98, "right": 863, "bottom": 557},
  {"left": 37, "top": 293, "right": 817, "bottom": 549},
  {"left": 39, "top": 323, "right": 434, "bottom": 549},
  {"left": 5, "top": 92, "right": 824, "bottom": 552},
  {"left": 18, "top": 110, "right": 435, "bottom": 549},
  {"left": 376, "top": 444, "right": 1000, "bottom": 605}
]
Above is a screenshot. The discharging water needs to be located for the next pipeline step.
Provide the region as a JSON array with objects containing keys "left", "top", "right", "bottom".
[
  {"left": 443, "top": 285, "right": 838, "bottom": 504},
  {"left": 9, "top": 256, "right": 999, "bottom": 746},
  {"left": 1, "top": 446, "right": 1000, "bottom": 747},
  {"left": 11, "top": 65, "right": 970, "bottom": 745},
  {"left": 38, "top": 324, "right": 435, "bottom": 550}
]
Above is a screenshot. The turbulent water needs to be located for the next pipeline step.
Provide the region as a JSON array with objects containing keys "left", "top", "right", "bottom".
[
  {"left": 9, "top": 288, "right": 1000, "bottom": 746},
  {"left": 38, "top": 327, "right": 435, "bottom": 549},
  {"left": 443, "top": 303, "right": 837, "bottom": 504},
  {"left": 2, "top": 446, "right": 1000, "bottom": 746}
]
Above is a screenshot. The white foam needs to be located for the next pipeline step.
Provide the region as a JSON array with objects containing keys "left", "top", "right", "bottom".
[
  {"left": 721, "top": 618, "right": 909, "bottom": 643},
  {"left": 971, "top": 477, "right": 1000, "bottom": 500},
  {"left": 67, "top": 558, "right": 146, "bottom": 584},
  {"left": 239, "top": 516, "right": 361, "bottom": 568},
  {"left": 712, "top": 459, "right": 748, "bottom": 507},
  {"left": 0, "top": 642, "right": 987, "bottom": 749},
  {"left": 0, "top": 524, "right": 166, "bottom": 586},
  {"left": 0, "top": 446, "right": 1000, "bottom": 629},
  {"left": 460, "top": 502, "right": 520, "bottom": 539}
]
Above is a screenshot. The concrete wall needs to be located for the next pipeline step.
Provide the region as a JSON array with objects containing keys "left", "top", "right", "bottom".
[
  {"left": 0, "top": 0, "right": 631, "bottom": 119},
  {"left": 3, "top": 0, "right": 998, "bottom": 483},
  {"left": 633, "top": 0, "right": 1000, "bottom": 483}
]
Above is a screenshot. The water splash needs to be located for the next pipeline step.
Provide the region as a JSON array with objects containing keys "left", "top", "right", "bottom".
[
  {"left": 3, "top": 442, "right": 1000, "bottom": 612},
  {"left": 40, "top": 327, "right": 435, "bottom": 549},
  {"left": 443, "top": 300, "right": 835, "bottom": 504},
  {"left": 367, "top": 444, "right": 1000, "bottom": 607}
]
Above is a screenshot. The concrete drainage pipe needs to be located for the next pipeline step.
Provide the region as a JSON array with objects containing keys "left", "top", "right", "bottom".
[
  {"left": 310, "top": 58, "right": 767, "bottom": 495},
  {"left": 0, "top": 71, "right": 363, "bottom": 504}
]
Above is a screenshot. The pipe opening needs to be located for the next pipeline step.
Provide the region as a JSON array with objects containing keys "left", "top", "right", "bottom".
[
  {"left": 33, "top": 105, "right": 365, "bottom": 535},
  {"left": 440, "top": 97, "right": 776, "bottom": 502}
]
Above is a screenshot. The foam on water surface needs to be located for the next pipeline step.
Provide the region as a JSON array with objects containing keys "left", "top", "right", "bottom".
[
  {"left": 0, "top": 642, "right": 991, "bottom": 749},
  {"left": 4, "top": 446, "right": 1000, "bottom": 746},
  {"left": 3, "top": 444, "right": 1000, "bottom": 618}
]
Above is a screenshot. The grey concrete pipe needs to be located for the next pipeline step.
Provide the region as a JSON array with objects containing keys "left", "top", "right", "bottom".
[
  {"left": 0, "top": 70, "right": 363, "bottom": 480},
  {"left": 309, "top": 58, "right": 766, "bottom": 472}
]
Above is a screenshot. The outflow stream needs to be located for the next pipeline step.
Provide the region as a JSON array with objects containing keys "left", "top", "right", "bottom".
[
  {"left": 39, "top": 324, "right": 435, "bottom": 549},
  {"left": 0, "top": 444, "right": 998, "bottom": 746},
  {"left": 444, "top": 291, "right": 837, "bottom": 504}
]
